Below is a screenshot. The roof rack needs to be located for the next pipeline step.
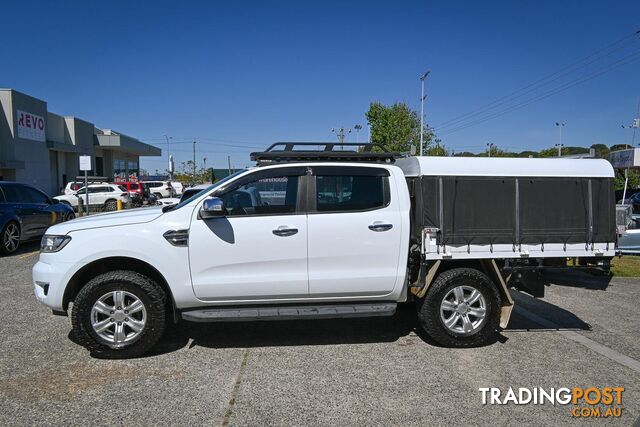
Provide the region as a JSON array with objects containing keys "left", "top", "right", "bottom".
[{"left": 250, "top": 142, "right": 400, "bottom": 165}]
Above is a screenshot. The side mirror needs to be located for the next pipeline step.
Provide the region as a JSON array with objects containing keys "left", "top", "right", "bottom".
[{"left": 200, "top": 197, "right": 225, "bottom": 219}]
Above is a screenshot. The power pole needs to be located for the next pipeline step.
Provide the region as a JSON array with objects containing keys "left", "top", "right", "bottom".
[
  {"left": 192, "top": 139, "right": 197, "bottom": 184},
  {"left": 332, "top": 127, "right": 351, "bottom": 146},
  {"left": 203, "top": 157, "right": 207, "bottom": 171},
  {"left": 419, "top": 70, "right": 431, "bottom": 156},
  {"left": 227, "top": 155, "right": 232, "bottom": 175},
  {"left": 633, "top": 97, "right": 640, "bottom": 146}
]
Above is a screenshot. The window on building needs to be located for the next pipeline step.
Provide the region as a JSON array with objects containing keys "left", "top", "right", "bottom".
[{"left": 315, "top": 175, "right": 387, "bottom": 212}]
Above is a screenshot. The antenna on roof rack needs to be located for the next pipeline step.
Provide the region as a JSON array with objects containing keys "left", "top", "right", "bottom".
[{"left": 250, "top": 142, "right": 401, "bottom": 165}]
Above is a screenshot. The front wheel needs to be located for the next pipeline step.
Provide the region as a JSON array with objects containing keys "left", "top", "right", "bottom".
[
  {"left": 71, "top": 270, "right": 167, "bottom": 358},
  {"left": 418, "top": 267, "right": 501, "bottom": 348},
  {"left": 1, "top": 222, "right": 21, "bottom": 255}
]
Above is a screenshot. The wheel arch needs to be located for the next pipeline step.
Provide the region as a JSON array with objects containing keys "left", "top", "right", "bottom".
[
  {"left": 412, "top": 259, "right": 514, "bottom": 328},
  {"left": 62, "top": 256, "right": 176, "bottom": 319}
]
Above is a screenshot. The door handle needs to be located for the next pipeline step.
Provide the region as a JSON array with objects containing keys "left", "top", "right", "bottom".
[
  {"left": 368, "top": 222, "right": 393, "bottom": 232},
  {"left": 272, "top": 226, "right": 298, "bottom": 237}
]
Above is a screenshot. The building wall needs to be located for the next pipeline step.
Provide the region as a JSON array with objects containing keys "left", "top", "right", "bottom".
[{"left": 0, "top": 89, "right": 157, "bottom": 195}]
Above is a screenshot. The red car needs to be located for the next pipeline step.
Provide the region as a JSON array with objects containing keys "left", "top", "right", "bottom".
[{"left": 114, "top": 181, "right": 144, "bottom": 201}]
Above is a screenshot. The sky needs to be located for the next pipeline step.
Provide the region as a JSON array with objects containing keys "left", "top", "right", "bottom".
[{"left": 1, "top": 0, "right": 639, "bottom": 172}]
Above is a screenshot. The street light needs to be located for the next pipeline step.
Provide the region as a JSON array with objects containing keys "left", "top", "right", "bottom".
[
  {"left": 419, "top": 70, "right": 431, "bottom": 156},
  {"left": 354, "top": 124, "right": 363, "bottom": 143},
  {"left": 555, "top": 122, "right": 566, "bottom": 156},
  {"left": 163, "top": 134, "right": 172, "bottom": 179},
  {"left": 486, "top": 142, "right": 495, "bottom": 157}
]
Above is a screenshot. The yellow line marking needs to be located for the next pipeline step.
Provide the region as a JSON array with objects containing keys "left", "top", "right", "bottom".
[{"left": 19, "top": 251, "right": 39, "bottom": 260}]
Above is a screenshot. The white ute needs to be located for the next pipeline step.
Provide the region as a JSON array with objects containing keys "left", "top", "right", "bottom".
[{"left": 33, "top": 143, "right": 616, "bottom": 358}]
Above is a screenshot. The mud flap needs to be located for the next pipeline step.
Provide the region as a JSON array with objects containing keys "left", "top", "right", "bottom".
[{"left": 510, "top": 269, "right": 546, "bottom": 298}]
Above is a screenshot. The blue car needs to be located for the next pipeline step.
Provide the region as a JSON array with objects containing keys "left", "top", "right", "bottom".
[{"left": 0, "top": 182, "right": 75, "bottom": 255}]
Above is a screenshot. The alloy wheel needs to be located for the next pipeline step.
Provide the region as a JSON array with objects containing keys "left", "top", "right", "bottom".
[
  {"left": 91, "top": 291, "right": 147, "bottom": 347},
  {"left": 3, "top": 223, "right": 20, "bottom": 253},
  {"left": 440, "top": 285, "right": 487, "bottom": 336}
]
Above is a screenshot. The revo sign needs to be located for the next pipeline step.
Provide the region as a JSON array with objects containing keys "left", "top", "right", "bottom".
[{"left": 16, "top": 110, "right": 46, "bottom": 142}]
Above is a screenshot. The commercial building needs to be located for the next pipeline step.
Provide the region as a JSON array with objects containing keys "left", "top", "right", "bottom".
[{"left": 0, "top": 89, "right": 160, "bottom": 195}]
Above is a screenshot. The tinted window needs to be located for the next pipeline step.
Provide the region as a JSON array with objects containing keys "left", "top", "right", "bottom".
[
  {"left": 316, "top": 175, "right": 386, "bottom": 212},
  {"left": 1, "top": 184, "right": 26, "bottom": 203},
  {"left": 22, "top": 186, "right": 50, "bottom": 204},
  {"left": 219, "top": 175, "right": 299, "bottom": 216}
]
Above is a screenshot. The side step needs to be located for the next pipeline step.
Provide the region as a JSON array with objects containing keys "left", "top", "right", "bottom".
[{"left": 181, "top": 302, "right": 397, "bottom": 323}]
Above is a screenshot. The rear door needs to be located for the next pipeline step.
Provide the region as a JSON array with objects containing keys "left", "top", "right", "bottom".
[
  {"left": 307, "top": 166, "right": 403, "bottom": 297},
  {"left": 20, "top": 185, "right": 55, "bottom": 237}
]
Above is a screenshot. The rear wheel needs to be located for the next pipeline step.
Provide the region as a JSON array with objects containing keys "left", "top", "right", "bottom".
[
  {"left": 71, "top": 270, "right": 167, "bottom": 358},
  {"left": 418, "top": 267, "right": 501, "bottom": 348},
  {"left": 104, "top": 199, "right": 117, "bottom": 211},
  {"left": 1, "top": 222, "right": 20, "bottom": 255}
]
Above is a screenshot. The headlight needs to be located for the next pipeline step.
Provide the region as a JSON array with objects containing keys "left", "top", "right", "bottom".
[{"left": 40, "top": 235, "right": 71, "bottom": 253}]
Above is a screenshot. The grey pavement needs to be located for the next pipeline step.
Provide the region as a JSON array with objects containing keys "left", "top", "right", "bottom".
[{"left": 1, "top": 244, "right": 638, "bottom": 426}]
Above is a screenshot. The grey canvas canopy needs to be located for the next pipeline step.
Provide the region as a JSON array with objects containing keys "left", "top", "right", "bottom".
[{"left": 395, "top": 157, "right": 616, "bottom": 247}]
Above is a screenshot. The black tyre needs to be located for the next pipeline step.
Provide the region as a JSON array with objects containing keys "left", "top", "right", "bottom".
[
  {"left": 71, "top": 270, "right": 167, "bottom": 359},
  {"left": 63, "top": 211, "right": 75, "bottom": 222},
  {"left": 418, "top": 267, "right": 501, "bottom": 348},
  {"left": 1, "top": 221, "right": 21, "bottom": 255},
  {"left": 104, "top": 199, "right": 117, "bottom": 211}
]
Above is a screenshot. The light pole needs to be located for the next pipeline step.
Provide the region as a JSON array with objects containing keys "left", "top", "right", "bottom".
[
  {"left": 192, "top": 140, "right": 197, "bottom": 184},
  {"left": 555, "top": 122, "right": 566, "bottom": 156},
  {"left": 419, "top": 70, "right": 431, "bottom": 156},
  {"left": 163, "top": 134, "right": 172, "bottom": 179},
  {"left": 354, "top": 124, "right": 362, "bottom": 143},
  {"left": 486, "top": 142, "right": 495, "bottom": 157}
]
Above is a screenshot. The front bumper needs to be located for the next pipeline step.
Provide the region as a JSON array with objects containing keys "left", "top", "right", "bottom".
[{"left": 32, "top": 256, "right": 74, "bottom": 312}]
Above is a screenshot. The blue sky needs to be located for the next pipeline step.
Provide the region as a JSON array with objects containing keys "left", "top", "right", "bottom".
[{"left": 1, "top": 0, "right": 638, "bottom": 172}]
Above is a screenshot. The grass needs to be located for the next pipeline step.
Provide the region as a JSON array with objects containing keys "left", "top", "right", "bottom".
[{"left": 610, "top": 255, "right": 640, "bottom": 277}]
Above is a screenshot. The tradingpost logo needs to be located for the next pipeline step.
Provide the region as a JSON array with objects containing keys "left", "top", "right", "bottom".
[{"left": 479, "top": 387, "right": 625, "bottom": 418}]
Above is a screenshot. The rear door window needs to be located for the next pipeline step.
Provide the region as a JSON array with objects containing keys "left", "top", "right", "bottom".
[
  {"left": 314, "top": 167, "right": 389, "bottom": 212},
  {"left": 22, "top": 186, "right": 50, "bottom": 204}
]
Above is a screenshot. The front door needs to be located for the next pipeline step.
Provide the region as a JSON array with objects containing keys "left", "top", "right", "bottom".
[
  {"left": 188, "top": 167, "right": 308, "bottom": 300},
  {"left": 307, "top": 166, "right": 403, "bottom": 297}
]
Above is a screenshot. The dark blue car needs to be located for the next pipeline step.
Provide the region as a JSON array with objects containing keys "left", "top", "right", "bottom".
[{"left": 0, "top": 182, "right": 75, "bottom": 255}]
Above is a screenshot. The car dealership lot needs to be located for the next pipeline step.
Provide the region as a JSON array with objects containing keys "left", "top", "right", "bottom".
[{"left": 0, "top": 247, "right": 639, "bottom": 426}]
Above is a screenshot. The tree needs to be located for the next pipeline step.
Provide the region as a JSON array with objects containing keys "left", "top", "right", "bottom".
[{"left": 366, "top": 102, "right": 434, "bottom": 154}]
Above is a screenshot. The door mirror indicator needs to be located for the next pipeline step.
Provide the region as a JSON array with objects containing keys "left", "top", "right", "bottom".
[{"left": 200, "top": 197, "right": 225, "bottom": 219}]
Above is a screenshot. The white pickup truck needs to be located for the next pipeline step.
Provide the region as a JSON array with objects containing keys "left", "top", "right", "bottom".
[{"left": 33, "top": 143, "right": 616, "bottom": 358}]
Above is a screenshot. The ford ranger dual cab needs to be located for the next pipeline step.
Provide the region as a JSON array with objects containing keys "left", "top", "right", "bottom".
[{"left": 33, "top": 143, "right": 616, "bottom": 358}]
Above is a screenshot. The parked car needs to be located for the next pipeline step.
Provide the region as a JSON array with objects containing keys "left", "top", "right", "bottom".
[
  {"left": 114, "top": 181, "right": 144, "bottom": 202},
  {"left": 140, "top": 181, "right": 175, "bottom": 198},
  {"left": 178, "top": 184, "right": 209, "bottom": 202},
  {"left": 169, "top": 181, "right": 184, "bottom": 196},
  {"left": 54, "top": 184, "right": 130, "bottom": 211},
  {"left": 156, "top": 197, "right": 179, "bottom": 207},
  {"left": 33, "top": 144, "right": 616, "bottom": 358},
  {"left": 620, "top": 191, "right": 640, "bottom": 214},
  {"left": 1, "top": 181, "right": 75, "bottom": 254}
]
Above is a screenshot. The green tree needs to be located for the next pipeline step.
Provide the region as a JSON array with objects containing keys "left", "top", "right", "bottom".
[{"left": 366, "top": 101, "right": 434, "bottom": 154}]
